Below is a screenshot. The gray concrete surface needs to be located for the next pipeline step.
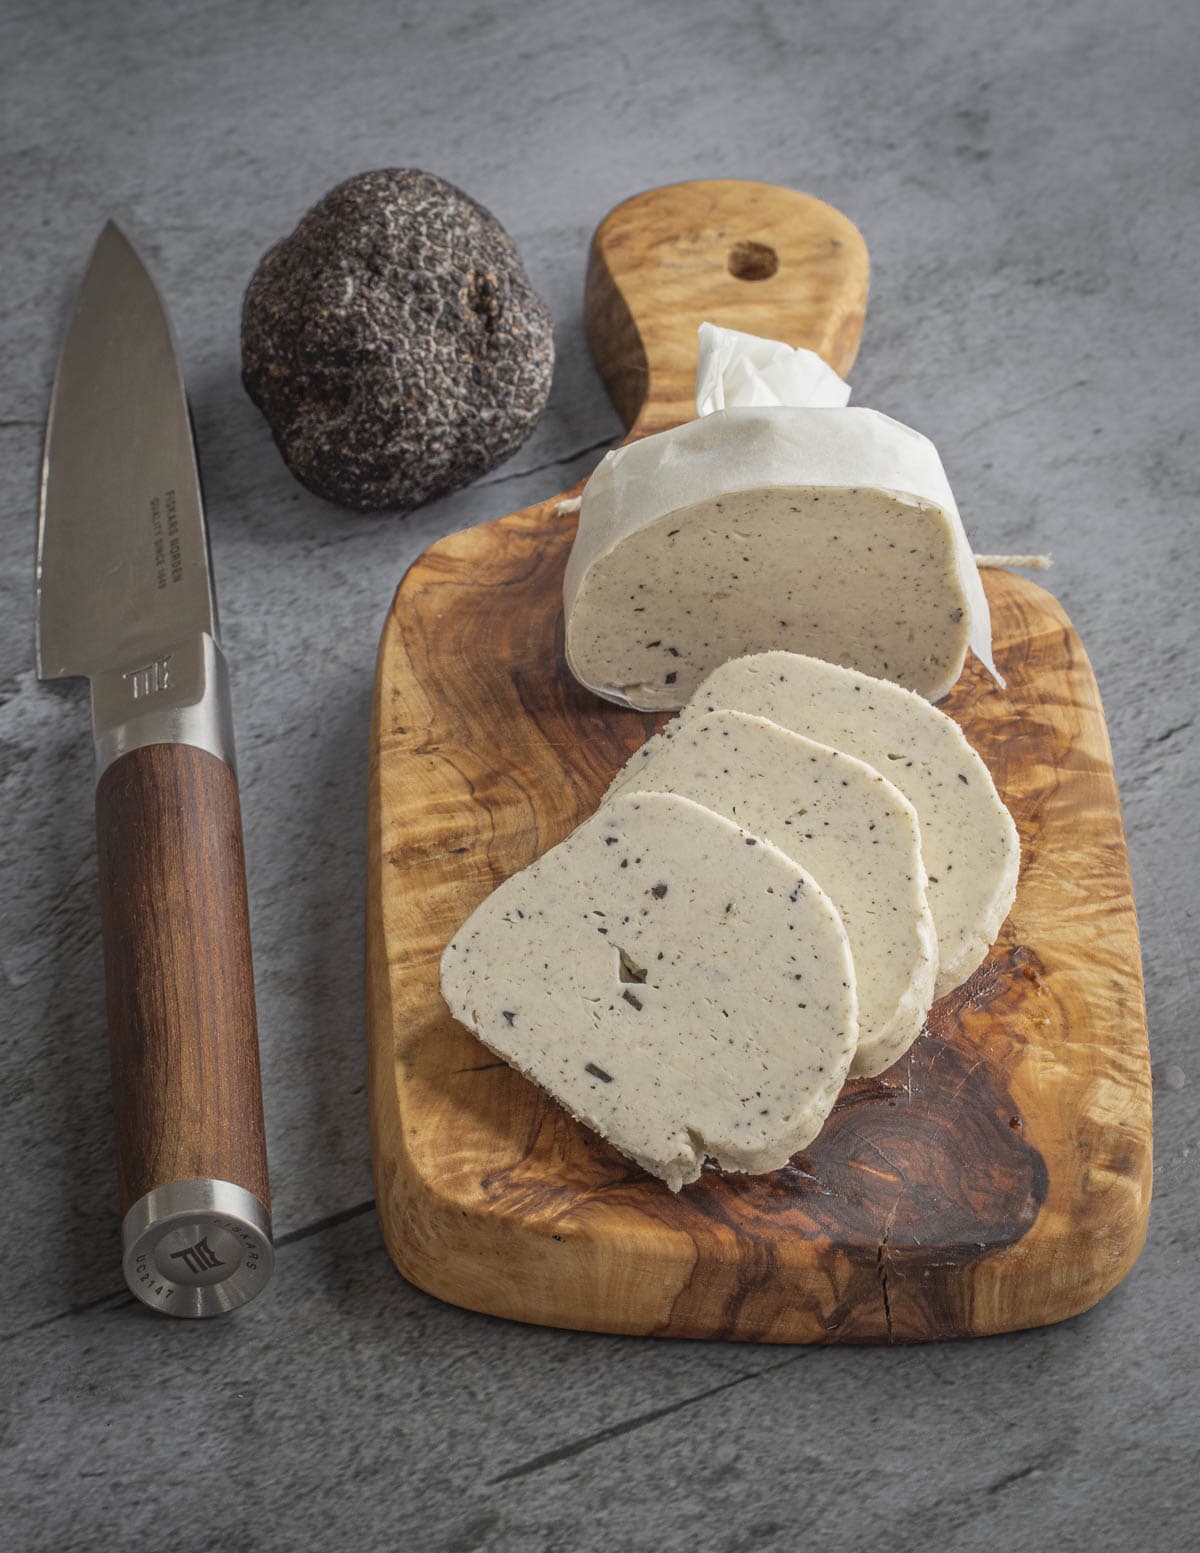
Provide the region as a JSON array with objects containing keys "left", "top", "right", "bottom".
[{"left": 1, "top": 0, "right": 1197, "bottom": 1547}]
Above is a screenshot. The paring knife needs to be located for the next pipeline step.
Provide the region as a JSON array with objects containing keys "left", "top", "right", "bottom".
[{"left": 37, "top": 223, "right": 273, "bottom": 1317}]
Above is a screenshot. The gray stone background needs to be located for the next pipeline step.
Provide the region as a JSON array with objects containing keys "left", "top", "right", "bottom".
[{"left": 1, "top": 0, "right": 1196, "bottom": 1548}]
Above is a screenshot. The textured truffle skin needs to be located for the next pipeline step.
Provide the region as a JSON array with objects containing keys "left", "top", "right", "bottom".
[{"left": 241, "top": 169, "right": 554, "bottom": 511}]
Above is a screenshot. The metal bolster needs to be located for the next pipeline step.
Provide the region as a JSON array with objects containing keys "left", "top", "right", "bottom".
[{"left": 90, "top": 631, "right": 237, "bottom": 780}]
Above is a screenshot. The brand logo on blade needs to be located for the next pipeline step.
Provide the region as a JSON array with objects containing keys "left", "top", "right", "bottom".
[
  {"left": 168, "top": 1237, "right": 225, "bottom": 1277},
  {"left": 123, "top": 654, "right": 172, "bottom": 700}
]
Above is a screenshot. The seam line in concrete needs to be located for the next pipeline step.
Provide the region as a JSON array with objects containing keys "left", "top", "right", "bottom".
[{"left": 489, "top": 1352, "right": 807, "bottom": 1485}]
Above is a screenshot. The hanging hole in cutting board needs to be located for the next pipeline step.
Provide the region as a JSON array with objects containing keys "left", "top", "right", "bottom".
[{"left": 727, "top": 240, "right": 779, "bottom": 281}]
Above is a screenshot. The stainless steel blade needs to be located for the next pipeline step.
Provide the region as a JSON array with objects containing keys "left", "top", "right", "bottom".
[{"left": 36, "top": 222, "right": 215, "bottom": 682}]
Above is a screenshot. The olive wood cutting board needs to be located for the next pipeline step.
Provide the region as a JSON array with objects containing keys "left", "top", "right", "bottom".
[{"left": 366, "top": 179, "right": 1151, "bottom": 1342}]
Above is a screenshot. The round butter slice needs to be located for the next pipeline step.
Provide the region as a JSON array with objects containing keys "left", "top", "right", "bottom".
[
  {"left": 625, "top": 652, "right": 1019, "bottom": 998},
  {"left": 440, "top": 790, "right": 858, "bottom": 1191},
  {"left": 607, "top": 710, "right": 937, "bottom": 1077},
  {"left": 563, "top": 406, "right": 997, "bottom": 711}
]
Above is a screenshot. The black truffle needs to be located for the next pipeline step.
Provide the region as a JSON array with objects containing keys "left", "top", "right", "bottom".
[{"left": 241, "top": 169, "right": 554, "bottom": 511}]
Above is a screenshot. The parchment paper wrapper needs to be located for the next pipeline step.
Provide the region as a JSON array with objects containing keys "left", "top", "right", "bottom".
[{"left": 564, "top": 326, "right": 999, "bottom": 707}]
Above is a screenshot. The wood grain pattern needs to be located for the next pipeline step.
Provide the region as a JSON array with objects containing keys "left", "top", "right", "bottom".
[
  {"left": 585, "top": 178, "right": 869, "bottom": 435},
  {"left": 366, "top": 180, "right": 1150, "bottom": 1342},
  {"left": 97, "top": 743, "right": 269, "bottom": 1215}
]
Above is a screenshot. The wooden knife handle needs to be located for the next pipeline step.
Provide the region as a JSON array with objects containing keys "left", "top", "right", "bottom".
[
  {"left": 584, "top": 178, "right": 870, "bottom": 438},
  {"left": 96, "top": 742, "right": 269, "bottom": 1217}
]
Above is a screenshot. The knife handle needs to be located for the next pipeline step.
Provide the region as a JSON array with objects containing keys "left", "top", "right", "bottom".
[{"left": 96, "top": 742, "right": 273, "bottom": 1316}]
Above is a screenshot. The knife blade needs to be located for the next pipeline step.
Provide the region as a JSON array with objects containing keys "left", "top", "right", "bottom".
[{"left": 38, "top": 223, "right": 273, "bottom": 1317}]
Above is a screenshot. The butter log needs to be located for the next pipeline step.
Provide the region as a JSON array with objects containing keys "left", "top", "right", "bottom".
[{"left": 564, "top": 405, "right": 997, "bottom": 710}]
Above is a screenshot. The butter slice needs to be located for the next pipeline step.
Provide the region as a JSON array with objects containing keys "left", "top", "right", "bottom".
[
  {"left": 440, "top": 790, "right": 858, "bottom": 1191},
  {"left": 635, "top": 652, "right": 1019, "bottom": 997},
  {"left": 564, "top": 406, "right": 997, "bottom": 711},
  {"left": 608, "top": 710, "right": 937, "bottom": 1077}
]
